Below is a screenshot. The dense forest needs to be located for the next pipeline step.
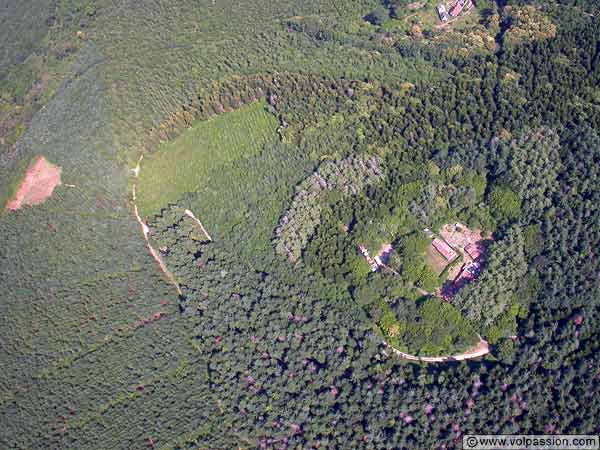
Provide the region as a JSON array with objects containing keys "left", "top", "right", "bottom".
[{"left": 1, "top": 0, "right": 599, "bottom": 449}]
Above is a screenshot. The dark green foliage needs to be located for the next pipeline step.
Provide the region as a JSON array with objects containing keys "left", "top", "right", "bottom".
[
  {"left": 1, "top": 1, "right": 600, "bottom": 449},
  {"left": 389, "top": 232, "right": 440, "bottom": 291},
  {"left": 0, "top": 0, "right": 55, "bottom": 74},
  {"left": 364, "top": 5, "right": 390, "bottom": 25}
]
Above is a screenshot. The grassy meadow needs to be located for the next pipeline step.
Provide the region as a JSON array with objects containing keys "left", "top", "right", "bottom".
[{"left": 137, "top": 100, "right": 279, "bottom": 218}]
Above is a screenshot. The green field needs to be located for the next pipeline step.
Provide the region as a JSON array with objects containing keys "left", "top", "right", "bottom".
[{"left": 137, "top": 100, "right": 279, "bottom": 218}]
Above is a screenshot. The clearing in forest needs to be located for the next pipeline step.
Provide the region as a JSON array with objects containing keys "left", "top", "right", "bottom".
[
  {"left": 137, "top": 100, "right": 278, "bottom": 218},
  {"left": 425, "top": 244, "right": 451, "bottom": 275},
  {"left": 439, "top": 222, "right": 486, "bottom": 253},
  {"left": 5, "top": 155, "right": 61, "bottom": 211},
  {"left": 436, "top": 222, "right": 491, "bottom": 300}
]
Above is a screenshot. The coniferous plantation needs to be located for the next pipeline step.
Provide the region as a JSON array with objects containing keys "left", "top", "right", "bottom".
[{"left": 0, "top": 0, "right": 599, "bottom": 449}]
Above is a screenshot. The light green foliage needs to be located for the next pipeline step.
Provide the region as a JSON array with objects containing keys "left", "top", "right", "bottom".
[
  {"left": 460, "top": 203, "right": 496, "bottom": 233},
  {"left": 399, "top": 231, "right": 429, "bottom": 257},
  {"left": 357, "top": 203, "right": 414, "bottom": 251},
  {"left": 417, "top": 298, "right": 479, "bottom": 352},
  {"left": 382, "top": 0, "right": 496, "bottom": 55},
  {"left": 352, "top": 179, "right": 422, "bottom": 251},
  {"left": 484, "top": 301, "right": 521, "bottom": 344},
  {"left": 437, "top": 253, "right": 464, "bottom": 283},
  {"left": 137, "top": 101, "right": 278, "bottom": 218},
  {"left": 507, "top": 128, "right": 562, "bottom": 218},
  {"left": 1, "top": 1, "right": 599, "bottom": 447},
  {"left": 389, "top": 231, "right": 440, "bottom": 291},
  {"left": 185, "top": 141, "right": 313, "bottom": 255},
  {"left": 274, "top": 154, "right": 384, "bottom": 260},
  {"left": 502, "top": 5, "right": 557, "bottom": 47},
  {"left": 413, "top": 263, "right": 439, "bottom": 291},
  {"left": 400, "top": 260, "right": 438, "bottom": 291},
  {"left": 359, "top": 165, "right": 491, "bottom": 250},
  {"left": 454, "top": 225, "right": 527, "bottom": 326},
  {"left": 489, "top": 185, "right": 521, "bottom": 221},
  {"left": 350, "top": 163, "right": 490, "bottom": 290},
  {"left": 457, "top": 170, "right": 488, "bottom": 201},
  {"left": 442, "top": 167, "right": 491, "bottom": 226},
  {"left": 383, "top": 0, "right": 440, "bottom": 34}
]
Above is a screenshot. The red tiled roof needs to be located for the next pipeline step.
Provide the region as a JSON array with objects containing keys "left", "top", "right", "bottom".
[
  {"left": 465, "top": 242, "right": 483, "bottom": 260},
  {"left": 432, "top": 238, "right": 457, "bottom": 261}
]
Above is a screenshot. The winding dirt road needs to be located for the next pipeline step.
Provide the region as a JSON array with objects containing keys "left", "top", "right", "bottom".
[
  {"left": 384, "top": 336, "right": 490, "bottom": 363},
  {"left": 131, "top": 155, "right": 182, "bottom": 296}
]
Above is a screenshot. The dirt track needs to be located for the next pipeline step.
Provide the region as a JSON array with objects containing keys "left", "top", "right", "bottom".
[
  {"left": 384, "top": 336, "right": 490, "bottom": 363},
  {"left": 131, "top": 155, "right": 182, "bottom": 296},
  {"left": 184, "top": 209, "right": 212, "bottom": 241}
]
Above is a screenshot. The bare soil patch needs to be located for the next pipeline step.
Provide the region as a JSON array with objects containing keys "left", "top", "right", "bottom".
[
  {"left": 6, "top": 156, "right": 61, "bottom": 211},
  {"left": 440, "top": 223, "right": 486, "bottom": 258},
  {"left": 447, "top": 260, "right": 464, "bottom": 281},
  {"left": 426, "top": 245, "right": 449, "bottom": 275},
  {"left": 407, "top": 1, "right": 425, "bottom": 10}
]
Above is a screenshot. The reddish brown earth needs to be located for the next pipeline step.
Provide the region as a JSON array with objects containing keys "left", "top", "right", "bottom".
[
  {"left": 6, "top": 156, "right": 62, "bottom": 211},
  {"left": 440, "top": 223, "right": 484, "bottom": 253},
  {"left": 406, "top": 1, "right": 426, "bottom": 9}
]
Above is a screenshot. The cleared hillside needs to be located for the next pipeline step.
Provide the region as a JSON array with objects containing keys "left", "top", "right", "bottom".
[{"left": 137, "top": 100, "right": 278, "bottom": 218}]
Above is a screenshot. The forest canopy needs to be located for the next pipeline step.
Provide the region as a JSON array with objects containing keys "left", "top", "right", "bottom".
[{"left": 0, "top": 0, "right": 599, "bottom": 449}]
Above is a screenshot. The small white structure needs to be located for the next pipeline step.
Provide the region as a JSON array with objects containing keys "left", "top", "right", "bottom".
[{"left": 437, "top": 4, "right": 449, "bottom": 22}]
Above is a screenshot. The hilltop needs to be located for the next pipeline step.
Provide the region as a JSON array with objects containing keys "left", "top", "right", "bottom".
[{"left": 0, "top": 1, "right": 599, "bottom": 449}]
